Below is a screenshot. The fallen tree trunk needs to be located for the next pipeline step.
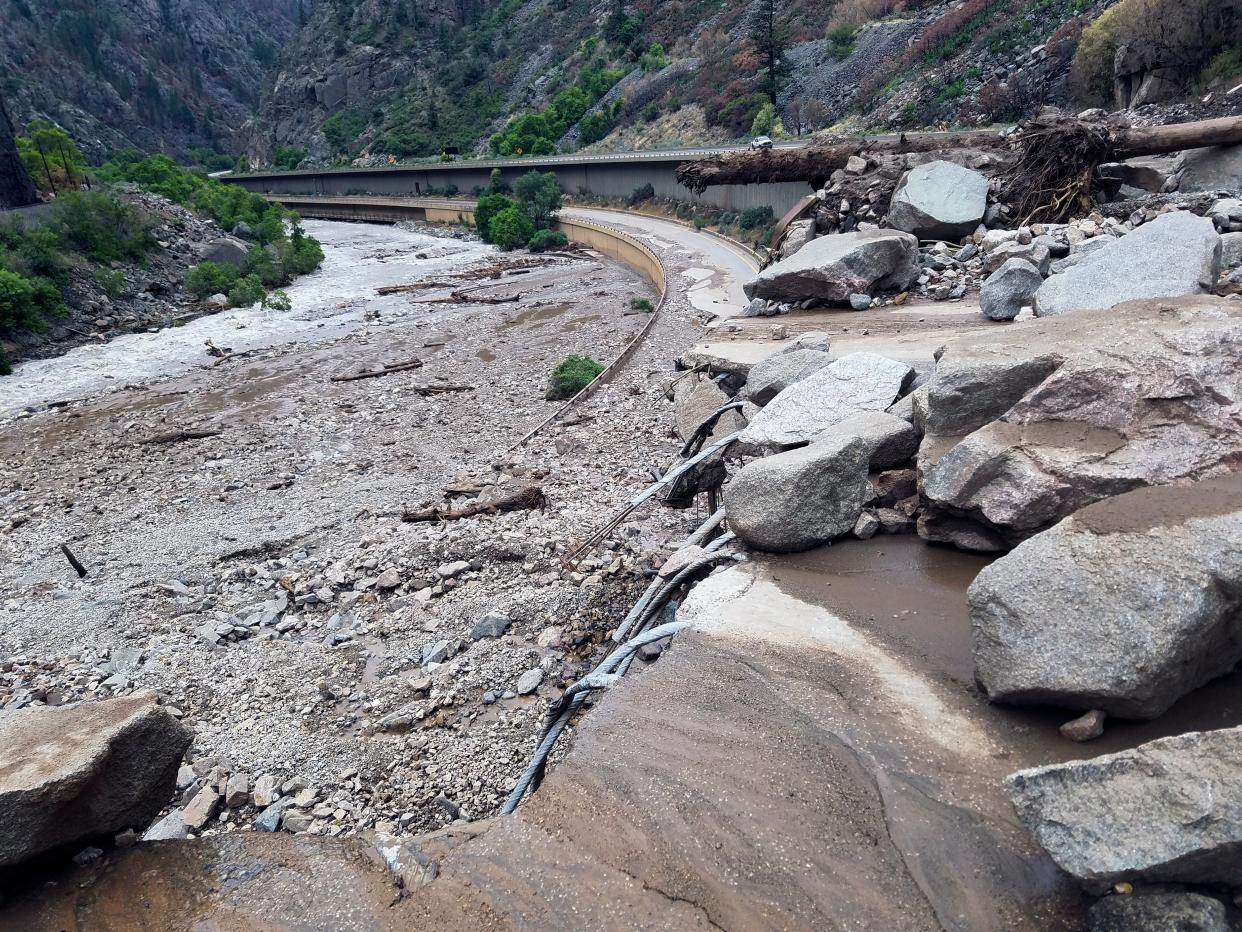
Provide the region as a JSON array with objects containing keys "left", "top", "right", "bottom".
[
  {"left": 330, "top": 358, "right": 423, "bottom": 382},
  {"left": 676, "top": 116, "right": 1242, "bottom": 196},
  {"left": 141, "top": 428, "right": 222, "bottom": 444},
  {"left": 401, "top": 484, "right": 544, "bottom": 522},
  {"left": 676, "top": 130, "right": 1009, "bottom": 192}
]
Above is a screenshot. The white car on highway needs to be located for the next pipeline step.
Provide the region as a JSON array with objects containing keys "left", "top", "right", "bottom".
[{"left": 749, "top": 135, "right": 774, "bottom": 150}]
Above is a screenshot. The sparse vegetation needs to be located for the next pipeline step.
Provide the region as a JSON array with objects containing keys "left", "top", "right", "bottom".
[
  {"left": 629, "top": 296, "right": 654, "bottom": 312},
  {"left": 827, "top": 24, "right": 859, "bottom": 59},
  {"left": 527, "top": 229, "right": 568, "bottom": 252},
  {"left": 546, "top": 354, "right": 605, "bottom": 400}
]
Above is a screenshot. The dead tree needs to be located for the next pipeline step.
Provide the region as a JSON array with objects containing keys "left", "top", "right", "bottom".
[{"left": 0, "top": 92, "right": 38, "bottom": 209}]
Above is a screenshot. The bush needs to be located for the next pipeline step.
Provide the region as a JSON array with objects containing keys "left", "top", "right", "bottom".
[
  {"left": 186, "top": 261, "right": 240, "bottom": 299},
  {"left": 1069, "top": 5, "right": 1122, "bottom": 105},
  {"left": 827, "top": 24, "right": 858, "bottom": 59},
  {"left": 513, "top": 171, "right": 562, "bottom": 228},
  {"left": 94, "top": 268, "right": 126, "bottom": 299},
  {"left": 629, "top": 296, "right": 654, "bottom": 312},
  {"left": 51, "top": 192, "right": 154, "bottom": 262},
  {"left": 738, "top": 206, "right": 775, "bottom": 230},
  {"left": 1201, "top": 47, "right": 1242, "bottom": 88},
  {"left": 488, "top": 206, "right": 536, "bottom": 250},
  {"left": 475, "top": 193, "right": 517, "bottom": 242},
  {"left": 271, "top": 145, "right": 306, "bottom": 170},
  {"left": 546, "top": 354, "right": 604, "bottom": 400},
  {"left": 0, "top": 268, "right": 63, "bottom": 336},
  {"left": 228, "top": 274, "right": 267, "bottom": 308},
  {"left": 750, "top": 103, "right": 782, "bottom": 138},
  {"left": 264, "top": 289, "right": 292, "bottom": 311},
  {"left": 322, "top": 110, "right": 369, "bottom": 154},
  {"left": 527, "top": 229, "right": 568, "bottom": 252},
  {"left": 627, "top": 183, "right": 656, "bottom": 206}
]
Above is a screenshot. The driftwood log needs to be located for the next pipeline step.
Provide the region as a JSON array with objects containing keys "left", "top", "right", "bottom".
[
  {"left": 401, "top": 484, "right": 545, "bottom": 522},
  {"left": 141, "top": 428, "right": 222, "bottom": 444},
  {"left": 330, "top": 358, "right": 423, "bottom": 382}
]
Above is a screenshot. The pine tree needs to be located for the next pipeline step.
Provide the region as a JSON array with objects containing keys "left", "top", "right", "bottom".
[
  {"left": 749, "top": 0, "right": 786, "bottom": 105},
  {"left": 0, "top": 94, "right": 40, "bottom": 208}
]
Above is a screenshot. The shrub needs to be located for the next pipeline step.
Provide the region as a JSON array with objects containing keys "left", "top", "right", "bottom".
[
  {"left": 51, "top": 192, "right": 154, "bottom": 262},
  {"left": 527, "top": 229, "right": 568, "bottom": 252},
  {"left": 627, "top": 183, "right": 656, "bottom": 206},
  {"left": 513, "top": 171, "right": 562, "bottom": 228},
  {"left": 640, "top": 42, "right": 668, "bottom": 72},
  {"left": 0, "top": 268, "right": 63, "bottom": 336},
  {"left": 228, "top": 274, "right": 267, "bottom": 308},
  {"left": 186, "top": 261, "right": 240, "bottom": 300},
  {"left": 488, "top": 206, "right": 536, "bottom": 250},
  {"left": 714, "top": 92, "right": 768, "bottom": 133},
  {"left": 264, "top": 289, "right": 292, "bottom": 311},
  {"left": 322, "top": 111, "right": 368, "bottom": 155},
  {"left": 739, "top": 206, "right": 774, "bottom": 230},
  {"left": 827, "top": 24, "right": 859, "bottom": 59},
  {"left": 94, "top": 268, "right": 126, "bottom": 299},
  {"left": 629, "top": 296, "right": 654, "bottom": 312},
  {"left": 1201, "top": 47, "right": 1242, "bottom": 88},
  {"left": 475, "top": 193, "right": 517, "bottom": 242},
  {"left": 546, "top": 354, "right": 604, "bottom": 400},
  {"left": 271, "top": 145, "right": 306, "bottom": 170}
]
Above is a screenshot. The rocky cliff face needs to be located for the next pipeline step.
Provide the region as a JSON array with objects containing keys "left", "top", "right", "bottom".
[
  {"left": 0, "top": 0, "right": 301, "bottom": 160},
  {"left": 0, "top": 93, "right": 39, "bottom": 208}
]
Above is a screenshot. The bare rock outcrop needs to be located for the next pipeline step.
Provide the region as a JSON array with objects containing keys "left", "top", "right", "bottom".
[
  {"left": 917, "top": 296, "right": 1242, "bottom": 551},
  {"left": 970, "top": 474, "right": 1242, "bottom": 719},
  {"left": 0, "top": 692, "right": 193, "bottom": 870}
]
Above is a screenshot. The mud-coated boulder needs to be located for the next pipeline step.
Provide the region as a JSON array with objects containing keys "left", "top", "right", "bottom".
[
  {"left": 1006, "top": 726, "right": 1242, "bottom": 891},
  {"left": 725, "top": 412, "right": 918, "bottom": 552},
  {"left": 970, "top": 475, "right": 1242, "bottom": 719},
  {"left": 744, "top": 349, "right": 833, "bottom": 406},
  {"left": 980, "top": 258, "right": 1043, "bottom": 321},
  {"left": 887, "top": 160, "right": 989, "bottom": 242},
  {"left": 1034, "top": 212, "right": 1220, "bottom": 316},
  {"left": 739, "top": 352, "right": 914, "bottom": 451},
  {"left": 0, "top": 692, "right": 193, "bottom": 870},
  {"left": 917, "top": 296, "right": 1242, "bottom": 551},
  {"left": 743, "top": 230, "right": 920, "bottom": 304}
]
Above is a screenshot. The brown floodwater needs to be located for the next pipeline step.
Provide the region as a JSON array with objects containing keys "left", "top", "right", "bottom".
[{"left": 764, "top": 535, "right": 1242, "bottom": 765}]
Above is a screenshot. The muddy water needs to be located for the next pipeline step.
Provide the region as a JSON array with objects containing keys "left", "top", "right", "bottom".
[
  {"left": 0, "top": 220, "right": 495, "bottom": 418},
  {"left": 767, "top": 536, "right": 1242, "bottom": 764}
]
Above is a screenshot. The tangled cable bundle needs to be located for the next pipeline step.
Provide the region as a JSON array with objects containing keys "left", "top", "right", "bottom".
[{"left": 1001, "top": 117, "right": 1114, "bottom": 225}]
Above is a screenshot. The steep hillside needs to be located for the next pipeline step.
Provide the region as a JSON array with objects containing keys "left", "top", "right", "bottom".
[
  {"left": 0, "top": 0, "right": 301, "bottom": 160},
  {"left": 246, "top": 0, "right": 1166, "bottom": 166}
]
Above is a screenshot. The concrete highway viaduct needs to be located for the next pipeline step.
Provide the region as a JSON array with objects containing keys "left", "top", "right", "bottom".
[{"left": 224, "top": 147, "right": 811, "bottom": 218}]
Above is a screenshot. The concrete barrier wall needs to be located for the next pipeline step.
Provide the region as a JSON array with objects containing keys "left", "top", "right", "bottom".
[
  {"left": 228, "top": 161, "right": 809, "bottom": 218},
  {"left": 266, "top": 195, "right": 666, "bottom": 293}
]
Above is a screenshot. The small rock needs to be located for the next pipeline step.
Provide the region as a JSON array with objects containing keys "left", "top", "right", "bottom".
[
  {"left": 1059, "top": 710, "right": 1106, "bottom": 743},
  {"left": 252, "top": 774, "right": 279, "bottom": 808},
  {"left": 848, "top": 293, "right": 871, "bottom": 310},
  {"left": 181, "top": 786, "right": 221, "bottom": 831},
  {"left": 470, "top": 611, "right": 511, "bottom": 640},
  {"left": 515, "top": 668, "right": 543, "bottom": 696},
  {"left": 224, "top": 772, "right": 250, "bottom": 808},
  {"left": 375, "top": 568, "right": 402, "bottom": 590}
]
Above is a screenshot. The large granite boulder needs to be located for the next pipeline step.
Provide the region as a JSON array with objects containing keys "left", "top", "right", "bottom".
[
  {"left": 191, "top": 236, "right": 250, "bottom": 268},
  {"left": 725, "top": 412, "right": 918, "bottom": 552},
  {"left": 1034, "top": 212, "right": 1220, "bottom": 316},
  {"left": 970, "top": 475, "right": 1242, "bottom": 719},
  {"left": 739, "top": 352, "right": 913, "bottom": 451},
  {"left": 1006, "top": 726, "right": 1242, "bottom": 891},
  {"left": 744, "top": 348, "right": 833, "bottom": 406},
  {"left": 743, "top": 230, "right": 920, "bottom": 304},
  {"left": 1177, "top": 144, "right": 1242, "bottom": 194},
  {"left": 980, "top": 258, "right": 1042, "bottom": 321},
  {"left": 887, "top": 160, "right": 989, "bottom": 242},
  {"left": 917, "top": 296, "right": 1242, "bottom": 551},
  {"left": 1088, "top": 893, "right": 1228, "bottom": 932},
  {"left": 0, "top": 692, "right": 193, "bottom": 869}
]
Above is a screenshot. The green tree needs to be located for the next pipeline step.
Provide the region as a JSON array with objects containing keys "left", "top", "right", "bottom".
[
  {"left": 186, "top": 261, "right": 239, "bottom": 299},
  {"left": 513, "top": 171, "right": 562, "bottom": 228},
  {"left": 17, "top": 120, "right": 87, "bottom": 194},
  {"left": 749, "top": 0, "right": 788, "bottom": 104},
  {"left": 475, "top": 193, "right": 517, "bottom": 242},
  {"left": 322, "top": 110, "right": 368, "bottom": 154},
  {"left": 750, "top": 102, "right": 784, "bottom": 137},
  {"left": 488, "top": 206, "right": 535, "bottom": 250},
  {"left": 228, "top": 274, "right": 266, "bottom": 307}
]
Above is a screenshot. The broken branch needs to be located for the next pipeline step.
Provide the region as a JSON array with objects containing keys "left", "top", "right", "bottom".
[
  {"left": 141, "top": 428, "right": 223, "bottom": 444},
  {"left": 60, "top": 543, "right": 88, "bottom": 578},
  {"left": 401, "top": 484, "right": 544, "bottom": 523},
  {"left": 330, "top": 358, "right": 424, "bottom": 382}
]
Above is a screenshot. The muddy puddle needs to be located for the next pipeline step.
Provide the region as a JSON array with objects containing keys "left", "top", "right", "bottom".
[{"left": 766, "top": 535, "right": 1242, "bottom": 765}]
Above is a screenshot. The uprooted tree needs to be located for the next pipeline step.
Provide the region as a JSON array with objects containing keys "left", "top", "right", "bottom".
[{"left": 675, "top": 115, "right": 1242, "bottom": 223}]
